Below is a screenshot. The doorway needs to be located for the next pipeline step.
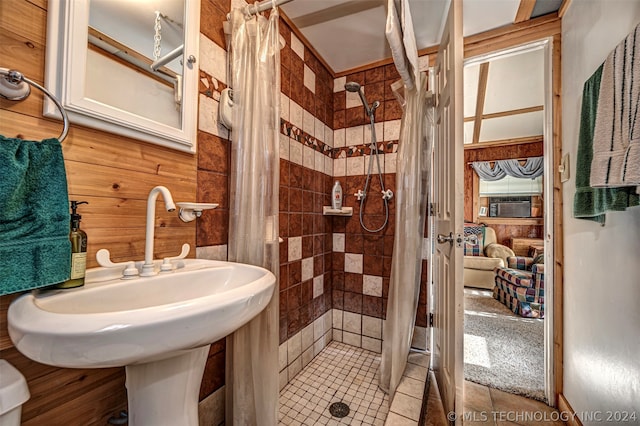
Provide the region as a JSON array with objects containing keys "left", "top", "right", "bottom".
[{"left": 461, "top": 39, "right": 555, "bottom": 405}]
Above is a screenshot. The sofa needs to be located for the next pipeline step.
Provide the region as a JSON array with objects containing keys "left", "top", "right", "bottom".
[
  {"left": 463, "top": 224, "right": 515, "bottom": 290},
  {"left": 493, "top": 254, "right": 545, "bottom": 318}
]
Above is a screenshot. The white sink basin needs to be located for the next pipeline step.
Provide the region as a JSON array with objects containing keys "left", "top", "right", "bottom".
[
  {"left": 8, "top": 259, "right": 275, "bottom": 368},
  {"left": 8, "top": 259, "right": 276, "bottom": 426}
]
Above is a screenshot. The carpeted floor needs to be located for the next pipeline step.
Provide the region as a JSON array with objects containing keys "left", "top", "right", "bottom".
[{"left": 463, "top": 288, "right": 546, "bottom": 402}]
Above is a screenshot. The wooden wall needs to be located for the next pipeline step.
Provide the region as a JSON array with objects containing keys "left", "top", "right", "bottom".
[
  {"left": 464, "top": 140, "right": 544, "bottom": 222},
  {"left": 0, "top": 0, "right": 198, "bottom": 424}
]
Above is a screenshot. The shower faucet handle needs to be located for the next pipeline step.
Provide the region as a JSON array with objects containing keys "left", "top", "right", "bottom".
[
  {"left": 382, "top": 189, "right": 393, "bottom": 200},
  {"left": 354, "top": 189, "right": 365, "bottom": 201}
]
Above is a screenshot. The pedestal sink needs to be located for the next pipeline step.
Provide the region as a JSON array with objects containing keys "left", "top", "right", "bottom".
[{"left": 8, "top": 259, "right": 276, "bottom": 426}]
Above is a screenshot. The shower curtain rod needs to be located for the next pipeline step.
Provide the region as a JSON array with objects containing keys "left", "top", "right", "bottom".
[{"left": 245, "top": 0, "right": 294, "bottom": 16}]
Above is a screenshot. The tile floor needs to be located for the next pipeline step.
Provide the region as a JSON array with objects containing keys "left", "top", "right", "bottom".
[
  {"left": 463, "top": 381, "right": 566, "bottom": 426},
  {"left": 278, "top": 341, "right": 389, "bottom": 425},
  {"left": 422, "top": 378, "right": 567, "bottom": 426}
]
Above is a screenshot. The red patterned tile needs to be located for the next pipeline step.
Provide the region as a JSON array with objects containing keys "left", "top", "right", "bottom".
[
  {"left": 197, "top": 170, "right": 228, "bottom": 208},
  {"left": 332, "top": 290, "right": 344, "bottom": 309},
  {"left": 345, "top": 233, "right": 363, "bottom": 254},
  {"left": 198, "top": 131, "right": 229, "bottom": 174},
  {"left": 314, "top": 254, "right": 324, "bottom": 275},
  {"left": 362, "top": 295, "right": 382, "bottom": 318},
  {"left": 363, "top": 235, "right": 384, "bottom": 256},
  {"left": 280, "top": 187, "right": 289, "bottom": 212},
  {"left": 290, "top": 163, "right": 303, "bottom": 188},
  {"left": 287, "top": 308, "right": 300, "bottom": 337},
  {"left": 314, "top": 235, "right": 324, "bottom": 257},
  {"left": 333, "top": 110, "right": 345, "bottom": 129},
  {"left": 280, "top": 264, "right": 289, "bottom": 290},
  {"left": 343, "top": 292, "right": 363, "bottom": 314},
  {"left": 289, "top": 213, "right": 302, "bottom": 236},
  {"left": 280, "top": 240, "right": 288, "bottom": 266},
  {"left": 302, "top": 279, "right": 313, "bottom": 304},
  {"left": 363, "top": 254, "right": 383, "bottom": 276},
  {"left": 280, "top": 159, "right": 290, "bottom": 187},
  {"left": 291, "top": 77, "right": 304, "bottom": 106},
  {"left": 302, "top": 235, "right": 313, "bottom": 258},
  {"left": 347, "top": 71, "right": 365, "bottom": 85},
  {"left": 366, "top": 81, "right": 385, "bottom": 103},
  {"left": 365, "top": 66, "right": 385, "bottom": 84},
  {"left": 281, "top": 67, "right": 291, "bottom": 97},
  {"left": 383, "top": 235, "right": 394, "bottom": 257},
  {"left": 291, "top": 53, "right": 304, "bottom": 78},
  {"left": 334, "top": 91, "right": 346, "bottom": 112},
  {"left": 384, "top": 100, "right": 403, "bottom": 121},
  {"left": 289, "top": 260, "right": 301, "bottom": 285},
  {"left": 384, "top": 64, "right": 400, "bottom": 81},
  {"left": 344, "top": 273, "right": 363, "bottom": 293},
  {"left": 290, "top": 188, "right": 303, "bottom": 212},
  {"left": 287, "top": 284, "right": 301, "bottom": 311},
  {"left": 279, "top": 212, "right": 289, "bottom": 238},
  {"left": 302, "top": 190, "right": 314, "bottom": 213},
  {"left": 332, "top": 271, "right": 344, "bottom": 290},
  {"left": 333, "top": 252, "right": 345, "bottom": 272},
  {"left": 382, "top": 256, "right": 393, "bottom": 278},
  {"left": 302, "top": 214, "right": 314, "bottom": 236}
]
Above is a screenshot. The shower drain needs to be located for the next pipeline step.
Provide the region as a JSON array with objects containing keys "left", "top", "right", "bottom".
[{"left": 328, "top": 402, "right": 350, "bottom": 418}]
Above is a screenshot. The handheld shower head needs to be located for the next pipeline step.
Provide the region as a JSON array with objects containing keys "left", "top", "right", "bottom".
[
  {"left": 344, "top": 82, "right": 362, "bottom": 92},
  {"left": 345, "top": 81, "right": 375, "bottom": 117}
]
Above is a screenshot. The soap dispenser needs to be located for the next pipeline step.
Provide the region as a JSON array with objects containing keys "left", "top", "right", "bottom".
[{"left": 56, "top": 201, "right": 88, "bottom": 289}]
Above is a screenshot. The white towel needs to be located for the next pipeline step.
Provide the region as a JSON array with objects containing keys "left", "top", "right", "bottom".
[{"left": 590, "top": 23, "right": 640, "bottom": 188}]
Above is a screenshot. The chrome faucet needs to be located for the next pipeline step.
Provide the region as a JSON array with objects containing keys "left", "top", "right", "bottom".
[{"left": 141, "top": 186, "right": 176, "bottom": 277}]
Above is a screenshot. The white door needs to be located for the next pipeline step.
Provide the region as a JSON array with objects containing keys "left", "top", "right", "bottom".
[{"left": 432, "top": 0, "right": 464, "bottom": 422}]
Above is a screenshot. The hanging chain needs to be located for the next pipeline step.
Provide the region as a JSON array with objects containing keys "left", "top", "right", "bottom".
[{"left": 153, "top": 11, "right": 162, "bottom": 61}]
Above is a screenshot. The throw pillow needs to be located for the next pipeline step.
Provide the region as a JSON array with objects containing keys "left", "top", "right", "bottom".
[
  {"left": 463, "top": 223, "right": 485, "bottom": 257},
  {"left": 533, "top": 253, "right": 545, "bottom": 265},
  {"left": 464, "top": 243, "right": 482, "bottom": 256}
]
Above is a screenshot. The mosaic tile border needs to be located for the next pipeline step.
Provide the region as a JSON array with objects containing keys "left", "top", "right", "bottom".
[{"left": 280, "top": 118, "right": 399, "bottom": 160}]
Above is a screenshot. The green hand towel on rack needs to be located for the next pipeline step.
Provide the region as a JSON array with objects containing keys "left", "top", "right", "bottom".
[{"left": 0, "top": 135, "right": 71, "bottom": 295}]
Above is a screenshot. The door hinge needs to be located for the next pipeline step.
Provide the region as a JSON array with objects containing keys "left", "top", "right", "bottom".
[
  {"left": 429, "top": 203, "right": 436, "bottom": 216},
  {"left": 429, "top": 313, "right": 434, "bottom": 327}
]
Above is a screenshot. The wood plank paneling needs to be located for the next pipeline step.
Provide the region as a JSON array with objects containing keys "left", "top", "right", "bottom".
[
  {"left": 0, "top": 30, "right": 45, "bottom": 82},
  {"left": 0, "top": 0, "right": 47, "bottom": 46},
  {"left": 0, "top": 1, "right": 199, "bottom": 423},
  {"left": 2, "top": 347, "right": 127, "bottom": 426}
]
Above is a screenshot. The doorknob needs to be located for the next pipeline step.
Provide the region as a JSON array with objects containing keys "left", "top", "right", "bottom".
[
  {"left": 437, "top": 232, "right": 455, "bottom": 244},
  {"left": 437, "top": 232, "right": 465, "bottom": 247}
]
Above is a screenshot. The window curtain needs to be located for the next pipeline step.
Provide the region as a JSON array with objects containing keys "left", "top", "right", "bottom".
[
  {"left": 380, "top": 0, "right": 430, "bottom": 402},
  {"left": 471, "top": 157, "right": 544, "bottom": 181},
  {"left": 225, "top": 7, "right": 280, "bottom": 426}
]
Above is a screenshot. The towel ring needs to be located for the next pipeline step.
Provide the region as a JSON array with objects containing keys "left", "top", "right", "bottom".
[{"left": 0, "top": 67, "right": 69, "bottom": 143}]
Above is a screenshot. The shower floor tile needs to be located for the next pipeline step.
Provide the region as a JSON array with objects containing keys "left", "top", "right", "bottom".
[{"left": 278, "top": 341, "right": 389, "bottom": 425}]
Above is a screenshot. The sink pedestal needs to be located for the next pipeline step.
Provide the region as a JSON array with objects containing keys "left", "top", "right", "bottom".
[{"left": 125, "top": 345, "right": 210, "bottom": 426}]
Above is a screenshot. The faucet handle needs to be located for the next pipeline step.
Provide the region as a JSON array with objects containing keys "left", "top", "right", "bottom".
[
  {"left": 160, "top": 244, "right": 190, "bottom": 272},
  {"left": 96, "top": 249, "right": 139, "bottom": 279}
]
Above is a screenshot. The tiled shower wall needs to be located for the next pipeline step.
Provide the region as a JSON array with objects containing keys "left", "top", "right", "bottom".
[
  {"left": 194, "top": 0, "right": 432, "bottom": 409},
  {"left": 330, "top": 64, "right": 430, "bottom": 355},
  {"left": 277, "top": 19, "right": 336, "bottom": 388}
]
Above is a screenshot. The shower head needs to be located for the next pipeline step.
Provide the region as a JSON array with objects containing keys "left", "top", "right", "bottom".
[
  {"left": 344, "top": 81, "right": 377, "bottom": 118},
  {"left": 344, "top": 82, "right": 361, "bottom": 92}
]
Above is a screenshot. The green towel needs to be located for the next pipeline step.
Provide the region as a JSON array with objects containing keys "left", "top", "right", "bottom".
[
  {"left": 0, "top": 136, "right": 71, "bottom": 295},
  {"left": 573, "top": 64, "right": 640, "bottom": 224}
]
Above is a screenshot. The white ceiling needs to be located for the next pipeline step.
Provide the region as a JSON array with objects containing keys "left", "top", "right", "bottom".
[
  {"left": 280, "top": 0, "right": 525, "bottom": 73},
  {"left": 463, "top": 47, "right": 545, "bottom": 144}
]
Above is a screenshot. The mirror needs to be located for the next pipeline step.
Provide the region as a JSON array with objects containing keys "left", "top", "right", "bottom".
[{"left": 45, "top": 0, "right": 200, "bottom": 153}]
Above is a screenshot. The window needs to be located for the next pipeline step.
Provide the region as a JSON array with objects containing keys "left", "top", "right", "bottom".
[{"left": 479, "top": 175, "right": 543, "bottom": 196}]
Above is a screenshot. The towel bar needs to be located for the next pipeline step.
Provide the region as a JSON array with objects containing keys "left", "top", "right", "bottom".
[{"left": 0, "top": 67, "right": 69, "bottom": 142}]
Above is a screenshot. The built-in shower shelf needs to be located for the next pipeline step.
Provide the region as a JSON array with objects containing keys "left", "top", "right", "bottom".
[{"left": 323, "top": 206, "right": 353, "bottom": 216}]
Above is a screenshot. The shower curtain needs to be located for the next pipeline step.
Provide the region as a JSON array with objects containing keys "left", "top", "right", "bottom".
[
  {"left": 226, "top": 7, "right": 280, "bottom": 426},
  {"left": 379, "top": 0, "right": 431, "bottom": 401}
]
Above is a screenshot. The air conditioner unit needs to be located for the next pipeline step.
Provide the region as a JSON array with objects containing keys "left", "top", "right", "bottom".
[{"left": 489, "top": 201, "right": 531, "bottom": 218}]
